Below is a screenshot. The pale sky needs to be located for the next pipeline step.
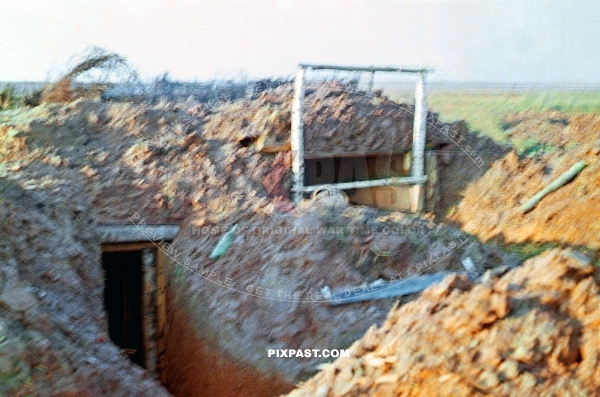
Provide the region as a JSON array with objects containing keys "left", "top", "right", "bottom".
[{"left": 1, "top": 0, "right": 598, "bottom": 83}]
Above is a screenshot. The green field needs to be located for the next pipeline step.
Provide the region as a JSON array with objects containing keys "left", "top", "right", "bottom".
[{"left": 388, "top": 90, "right": 600, "bottom": 143}]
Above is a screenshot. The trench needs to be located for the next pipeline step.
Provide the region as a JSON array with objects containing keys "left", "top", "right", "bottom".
[{"left": 100, "top": 238, "right": 294, "bottom": 396}]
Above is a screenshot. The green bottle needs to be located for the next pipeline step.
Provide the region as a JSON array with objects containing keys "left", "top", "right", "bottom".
[{"left": 209, "top": 224, "right": 238, "bottom": 261}]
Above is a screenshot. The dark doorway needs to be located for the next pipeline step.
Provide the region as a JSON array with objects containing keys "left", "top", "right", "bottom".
[{"left": 102, "top": 250, "right": 145, "bottom": 368}]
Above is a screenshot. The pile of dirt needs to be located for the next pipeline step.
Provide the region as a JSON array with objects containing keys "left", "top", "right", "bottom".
[
  {"left": 202, "top": 82, "right": 457, "bottom": 154},
  {"left": 0, "top": 99, "right": 274, "bottom": 224},
  {"left": 502, "top": 110, "right": 600, "bottom": 149},
  {"left": 0, "top": 177, "right": 169, "bottom": 396},
  {"left": 1, "top": 83, "right": 503, "bottom": 225},
  {"left": 284, "top": 249, "right": 600, "bottom": 396},
  {"left": 450, "top": 112, "right": 600, "bottom": 248}
]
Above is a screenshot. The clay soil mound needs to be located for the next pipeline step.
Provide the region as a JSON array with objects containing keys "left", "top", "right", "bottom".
[
  {"left": 450, "top": 112, "right": 600, "bottom": 248},
  {"left": 202, "top": 82, "right": 456, "bottom": 154},
  {"left": 284, "top": 249, "right": 600, "bottom": 397}
]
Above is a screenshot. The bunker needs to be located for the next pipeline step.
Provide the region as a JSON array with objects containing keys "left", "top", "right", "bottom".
[{"left": 98, "top": 225, "right": 179, "bottom": 384}]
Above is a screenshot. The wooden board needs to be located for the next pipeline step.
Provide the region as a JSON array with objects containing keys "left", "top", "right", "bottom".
[
  {"left": 102, "top": 242, "right": 157, "bottom": 253},
  {"left": 348, "top": 185, "right": 412, "bottom": 211},
  {"left": 156, "top": 244, "right": 167, "bottom": 385}
]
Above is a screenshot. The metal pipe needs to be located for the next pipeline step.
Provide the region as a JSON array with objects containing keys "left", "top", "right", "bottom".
[{"left": 325, "top": 272, "right": 464, "bottom": 305}]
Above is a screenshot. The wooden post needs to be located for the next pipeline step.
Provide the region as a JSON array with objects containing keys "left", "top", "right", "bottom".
[
  {"left": 411, "top": 71, "right": 427, "bottom": 213},
  {"left": 291, "top": 66, "right": 307, "bottom": 204},
  {"left": 155, "top": 243, "right": 167, "bottom": 385},
  {"left": 424, "top": 151, "right": 438, "bottom": 212},
  {"left": 142, "top": 248, "right": 157, "bottom": 375},
  {"left": 367, "top": 71, "right": 375, "bottom": 94}
]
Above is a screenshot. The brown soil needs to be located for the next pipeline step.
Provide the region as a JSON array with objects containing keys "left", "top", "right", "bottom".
[
  {"left": 202, "top": 82, "right": 456, "bottom": 154},
  {"left": 284, "top": 249, "right": 600, "bottom": 396},
  {"left": 450, "top": 112, "right": 600, "bottom": 248},
  {"left": 502, "top": 110, "right": 600, "bottom": 148},
  {"left": 164, "top": 290, "right": 294, "bottom": 397}
]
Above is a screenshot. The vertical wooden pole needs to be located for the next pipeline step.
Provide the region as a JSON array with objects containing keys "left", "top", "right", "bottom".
[
  {"left": 367, "top": 71, "right": 375, "bottom": 94},
  {"left": 142, "top": 248, "right": 157, "bottom": 375},
  {"left": 424, "top": 151, "right": 438, "bottom": 212},
  {"left": 291, "top": 66, "right": 306, "bottom": 204},
  {"left": 156, "top": 244, "right": 167, "bottom": 385},
  {"left": 411, "top": 71, "right": 427, "bottom": 213}
]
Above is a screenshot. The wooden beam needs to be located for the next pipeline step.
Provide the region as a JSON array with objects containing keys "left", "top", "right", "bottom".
[
  {"left": 101, "top": 242, "right": 157, "bottom": 252},
  {"left": 97, "top": 225, "right": 180, "bottom": 243},
  {"left": 298, "top": 175, "right": 427, "bottom": 193},
  {"left": 156, "top": 243, "right": 167, "bottom": 385},
  {"left": 291, "top": 66, "right": 306, "bottom": 204},
  {"left": 411, "top": 72, "right": 428, "bottom": 213},
  {"left": 367, "top": 71, "right": 375, "bottom": 94},
  {"left": 424, "top": 151, "right": 439, "bottom": 213},
  {"left": 299, "top": 63, "right": 433, "bottom": 73}
]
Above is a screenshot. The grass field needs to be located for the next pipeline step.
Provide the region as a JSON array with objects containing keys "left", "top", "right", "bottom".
[{"left": 388, "top": 90, "right": 600, "bottom": 143}]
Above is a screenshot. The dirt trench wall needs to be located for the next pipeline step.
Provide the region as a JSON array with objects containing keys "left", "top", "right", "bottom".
[
  {"left": 285, "top": 249, "right": 600, "bottom": 397},
  {"left": 164, "top": 290, "right": 294, "bottom": 397},
  {"left": 450, "top": 112, "right": 600, "bottom": 248},
  {"left": 0, "top": 176, "right": 169, "bottom": 396},
  {"left": 163, "top": 203, "right": 519, "bottom": 395}
]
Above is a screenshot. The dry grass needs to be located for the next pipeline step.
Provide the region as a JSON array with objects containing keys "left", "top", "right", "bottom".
[{"left": 41, "top": 47, "right": 136, "bottom": 104}]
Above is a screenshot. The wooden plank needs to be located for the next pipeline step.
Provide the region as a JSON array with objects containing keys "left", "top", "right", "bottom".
[
  {"left": 155, "top": 244, "right": 167, "bottom": 385},
  {"left": 411, "top": 72, "right": 427, "bottom": 180},
  {"left": 298, "top": 175, "right": 427, "bottom": 193},
  {"left": 101, "top": 242, "right": 156, "bottom": 252},
  {"left": 257, "top": 142, "right": 291, "bottom": 153},
  {"left": 424, "top": 151, "right": 439, "bottom": 212},
  {"left": 303, "top": 150, "right": 408, "bottom": 160},
  {"left": 97, "top": 225, "right": 180, "bottom": 243},
  {"left": 349, "top": 186, "right": 412, "bottom": 211},
  {"left": 410, "top": 72, "right": 428, "bottom": 213},
  {"left": 142, "top": 248, "right": 156, "bottom": 374},
  {"left": 299, "top": 63, "right": 433, "bottom": 73},
  {"left": 291, "top": 66, "right": 307, "bottom": 203}
]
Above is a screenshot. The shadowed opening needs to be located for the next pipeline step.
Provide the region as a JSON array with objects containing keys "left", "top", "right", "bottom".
[{"left": 102, "top": 250, "right": 145, "bottom": 368}]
